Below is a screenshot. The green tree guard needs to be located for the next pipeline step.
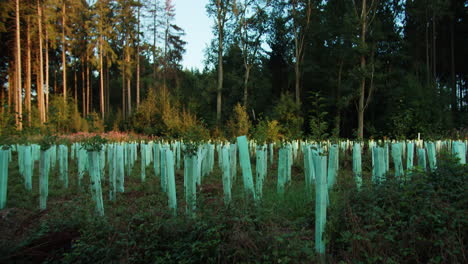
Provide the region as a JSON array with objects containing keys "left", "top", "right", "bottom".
[
  {"left": 184, "top": 153, "right": 197, "bottom": 216},
  {"left": 18, "top": 145, "right": 24, "bottom": 177},
  {"left": 237, "top": 136, "right": 256, "bottom": 200},
  {"left": 88, "top": 151, "right": 105, "bottom": 216},
  {"left": 109, "top": 145, "right": 117, "bottom": 201},
  {"left": 255, "top": 145, "right": 266, "bottom": 200},
  {"left": 160, "top": 146, "right": 167, "bottom": 192},
  {"left": 425, "top": 142, "right": 437, "bottom": 171},
  {"left": 452, "top": 141, "right": 466, "bottom": 164},
  {"left": 147, "top": 142, "right": 153, "bottom": 167},
  {"left": 391, "top": 143, "right": 404, "bottom": 178},
  {"left": 59, "top": 145, "right": 68, "bottom": 188},
  {"left": 153, "top": 143, "right": 161, "bottom": 177},
  {"left": 269, "top": 143, "right": 274, "bottom": 165},
  {"left": 39, "top": 148, "right": 51, "bottom": 210},
  {"left": 116, "top": 144, "right": 125, "bottom": 193},
  {"left": 277, "top": 147, "right": 286, "bottom": 195},
  {"left": 140, "top": 143, "right": 146, "bottom": 182},
  {"left": 406, "top": 142, "right": 414, "bottom": 170},
  {"left": 77, "top": 147, "right": 88, "bottom": 187},
  {"left": 23, "top": 145, "right": 33, "bottom": 191},
  {"left": 313, "top": 154, "right": 328, "bottom": 260},
  {"left": 417, "top": 148, "right": 427, "bottom": 171},
  {"left": 165, "top": 149, "right": 177, "bottom": 216},
  {"left": 229, "top": 144, "right": 237, "bottom": 182},
  {"left": 372, "top": 147, "right": 385, "bottom": 183},
  {"left": 50, "top": 145, "right": 56, "bottom": 170},
  {"left": 99, "top": 148, "right": 106, "bottom": 180},
  {"left": 353, "top": 143, "right": 362, "bottom": 189},
  {"left": 0, "top": 148, "right": 9, "bottom": 209},
  {"left": 222, "top": 146, "right": 231, "bottom": 205},
  {"left": 384, "top": 143, "right": 390, "bottom": 173},
  {"left": 286, "top": 144, "right": 292, "bottom": 183},
  {"left": 327, "top": 145, "right": 339, "bottom": 189}
]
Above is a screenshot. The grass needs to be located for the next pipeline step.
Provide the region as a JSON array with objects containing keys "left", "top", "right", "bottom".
[{"left": 0, "top": 149, "right": 466, "bottom": 263}]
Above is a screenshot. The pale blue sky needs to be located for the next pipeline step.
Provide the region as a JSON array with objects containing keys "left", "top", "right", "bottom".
[{"left": 174, "top": 0, "right": 213, "bottom": 71}]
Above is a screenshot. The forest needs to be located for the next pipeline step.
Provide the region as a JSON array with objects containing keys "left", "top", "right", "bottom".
[
  {"left": 0, "top": 1, "right": 467, "bottom": 263},
  {"left": 0, "top": 0, "right": 467, "bottom": 140}
]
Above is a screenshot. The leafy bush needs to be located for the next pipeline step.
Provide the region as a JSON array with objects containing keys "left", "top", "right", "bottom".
[
  {"left": 226, "top": 103, "right": 251, "bottom": 138},
  {"left": 271, "top": 93, "right": 303, "bottom": 139},
  {"left": 252, "top": 119, "right": 283, "bottom": 144},
  {"left": 327, "top": 153, "right": 468, "bottom": 263}
]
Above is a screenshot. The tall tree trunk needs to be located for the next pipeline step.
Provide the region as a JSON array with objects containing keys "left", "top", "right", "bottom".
[
  {"left": 106, "top": 63, "right": 110, "bottom": 115},
  {"left": 25, "top": 16, "right": 32, "bottom": 124},
  {"left": 243, "top": 65, "right": 250, "bottom": 107},
  {"left": 99, "top": 36, "right": 104, "bottom": 119},
  {"left": 82, "top": 59, "right": 85, "bottom": 115},
  {"left": 74, "top": 68, "right": 77, "bottom": 105},
  {"left": 122, "top": 61, "right": 126, "bottom": 120},
  {"left": 136, "top": 4, "right": 140, "bottom": 107},
  {"left": 335, "top": 59, "right": 343, "bottom": 137},
  {"left": 216, "top": 19, "right": 223, "bottom": 124},
  {"left": 450, "top": 15, "right": 457, "bottom": 112},
  {"left": 37, "top": 0, "right": 45, "bottom": 123},
  {"left": 15, "top": 0, "right": 22, "bottom": 130},
  {"left": 357, "top": 0, "right": 367, "bottom": 139},
  {"left": 126, "top": 49, "right": 131, "bottom": 116},
  {"left": 86, "top": 57, "right": 90, "bottom": 114},
  {"left": 45, "top": 26, "right": 49, "bottom": 117},
  {"left": 425, "top": 8, "right": 430, "bottom": 86},
  {"left": 62, "top": 0, "right": 67, "bottom": 103}
]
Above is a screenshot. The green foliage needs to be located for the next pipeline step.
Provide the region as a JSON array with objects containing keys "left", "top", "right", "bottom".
[
  {"left": 81, "top": 136, "right": 107, "bottom": 152},
  {"left": 271, "top": 93, "right": 304, "bottom": 139},
  {"left": 226, "top": 103, "right": 251, "bottom": 138},
  {"left": 39, "top": 134, "right": 57, "bottom": 151},
  {"left": 308, "top": 91, "right": 329, "bottom": 140},
  {"left": 252, "top": 118, "right": 283, "bottom": 144},
  {"left": 131, "top": 88, "right": 208, "bottom": 139},
  {"left": 327, "top": 153, "right": 468, "bottom": 263}
]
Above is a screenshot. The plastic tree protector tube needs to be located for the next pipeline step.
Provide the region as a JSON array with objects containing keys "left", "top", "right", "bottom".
[
  {"left": 391, "top": 143, "right": 404, "bottom": 178},
  {"left": 352, "top": 143, "right": 362, "bottom": 189},
  {"left": 313, "top": 154, "right": 327, "bottom": 257},
  {"left": 221, "top": 146, "right": 231, "bottom": 205},
  {"left": 184, "top": 153, "right": 197, "bottom": 216},
  {"left": 88, "top": 151, "right": 104, "bottom": 216},
  {"left": 237, "top": 136, "right": 256, "bottom": 200},
  {"left": 0, "top": 149, "right": 9, "bottom": 209},
  {"left": 166, "top": 149, "right": 177, "bottom": 216},
  {"left": 406, "top": 142, "right": 414, "bottom": 170},
  {"left": 39, "top": 148, "right": 50, "bottom": 210},
  {"left": 417, "top": 148, "right": 427, "bottom": 171}
]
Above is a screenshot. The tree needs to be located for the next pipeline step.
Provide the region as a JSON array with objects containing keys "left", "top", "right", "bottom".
[
  {"left": 15, "top": 0, "right": 22, "bottom": 130},
  {"left": 233, "top": 0, "right": 269, "bottom": 107},
  {"left": 289, "top": 0, "right": 312, "bottom": 105},
  {"left": 207, "top": 0, "right": 232, "bottom": 125},
  {"left": 353, "top": 0, "right": 379, "bottom": 139}
]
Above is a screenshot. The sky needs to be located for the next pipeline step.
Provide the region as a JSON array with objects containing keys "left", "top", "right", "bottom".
[{"left": 174, "top": 0, "right": 213, "bottom": 71}]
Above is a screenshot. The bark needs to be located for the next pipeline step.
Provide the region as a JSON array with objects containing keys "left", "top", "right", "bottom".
[
  {"left": 243, "top": 66, "right": 251, "bottom": 107},
  {"left": 99, "top": 36, "right": 104, "bottom": 119},
  {"left": 335, "top": 59, "right": 343, "bottom": 137},
  {"left": 215, "top": 0, "right": 226, "bottom": 125},
  {"left": 62, "top": 0, "right": 67, "bottom": 103},
  {"left": 86, "top": 56, "right": 90, "bottom": 114},
  {"left": 450, "top": 15, "right": 457, "bottom": 112},
  {"left": 15, "top": 0, "right": 22, "bottom": 130},
  {"left": 126, "top": 49, "right": 131, "bottom": 116},
  {"left": 37, "top": 0, "right": 45, "bottom": 123},
  {"left": 26, "top": 17, "right": 32, "bottom": 124},
  {"left": 136, "top": 5, "right": 140, "bottom": 107},
  {"left": 357, "top": 0, "right": 367, "bottom": 139},
  {"left": 45, "top": 26, "right": 49, "bottom": 116},
  {"left": 82, "top": 59, "right": 85, "bottom": 115}
]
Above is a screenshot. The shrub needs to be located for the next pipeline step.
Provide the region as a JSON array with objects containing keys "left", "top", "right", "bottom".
[
  {"left": 226, "top": 103, "right": 251, "bottom": 138},
  {"left": 252, "top": 119, "right": 283, "bottom": 144},
  {"left": 271, "top": 93, "right": 303, "bottom": 139}
]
